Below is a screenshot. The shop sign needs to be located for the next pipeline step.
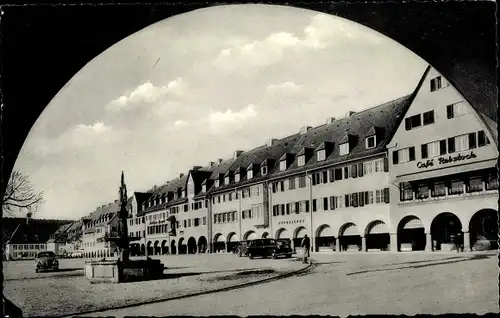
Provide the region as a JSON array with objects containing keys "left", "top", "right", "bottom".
[
  {"left": 417, "top": 151, "right": 477, "bottom": 169},
  {"left": 278, "top": 220, "right": 305, "bottom": 226}
]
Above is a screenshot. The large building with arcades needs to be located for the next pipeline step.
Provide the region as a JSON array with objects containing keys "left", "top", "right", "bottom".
[{"left": 67, "top": 64, "right": 497, "bottom": 259}]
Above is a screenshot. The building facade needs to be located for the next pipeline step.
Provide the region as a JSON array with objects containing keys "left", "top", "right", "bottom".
[
  {"left": 387, "top": 66, "right": 498, "bottom": 252},
  {"left": 81, "top": 201, "right": 120, "bottom": 258}
]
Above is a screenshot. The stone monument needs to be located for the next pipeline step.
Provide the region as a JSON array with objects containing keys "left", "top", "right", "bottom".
[{"left": 84, "top": 172, "right": 164, "bottom": 283}]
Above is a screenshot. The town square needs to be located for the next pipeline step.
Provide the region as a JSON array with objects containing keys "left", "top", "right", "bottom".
[{"left": 2, "top": 2, "right": 498, "bottom": 317}]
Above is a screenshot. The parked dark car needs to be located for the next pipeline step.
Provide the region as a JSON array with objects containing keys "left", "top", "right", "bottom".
[
  {"left": 236, "top": 240, "right": 251, "bottom": 257},
  {"left": 275, "top": 238, "right": 294, "bottom": 257},
  {"left": 247, "top": 238, "right": 293, "bottom": 259},
  {"left": 35, "top": 251, "right": 59, "bottom": 273}
]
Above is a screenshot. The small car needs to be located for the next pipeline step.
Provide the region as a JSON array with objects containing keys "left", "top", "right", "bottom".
[
  {"left": 35, "top": 251, "right": 59, "bottom": 273},
  {"left": 247, "top": 238, "right": 291, "bottom": 259},
  {"left": 275, "top": 238, "right": 294, "bottom": 258}
]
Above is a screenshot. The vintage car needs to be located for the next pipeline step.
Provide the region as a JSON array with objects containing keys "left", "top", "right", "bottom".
[
  {"left": 247, "top": 238, "right": 293, "bottom": 259},
  {"left": 35, "top": 251, "right": 59, "bottom": 273},
  {"left": 275, "top": 238, "right": 294, "bottom": 257},
  {"left": 235, "top": 240, "right": 251, "bottom": 257}
]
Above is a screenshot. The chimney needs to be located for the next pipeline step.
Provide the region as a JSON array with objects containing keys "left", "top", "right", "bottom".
[
  {"left": 208, "top": 161, "right": 215, "bottom": 167},
  {"left": 180, "top": 173, "right": 185, "bottom": 178},
  {"left": 192, "top": 166, "right": 202, "bottom": 171},
  {"left": 345, "top": 111, "right": 356, "bottom": 118},
  {"left": 217, "top": 159, "right": 223, "bottom": 164},
  {"left": 233, "top": 150, "right": 243, "bottom": 159},
  {"left": 326, "top": 117, "right": 336, "bottom": 124},
  {"left": 299, "top": 126, "right": 312, "bottom": 134},
  {"left": 266, "top": 138, "right": 277, "bottom": 147},
  {"left": 26, "top": 212, "right": 32, "bottom": 225}
]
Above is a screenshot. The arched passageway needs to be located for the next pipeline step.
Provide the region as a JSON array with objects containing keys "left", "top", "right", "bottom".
[
  {"left": 315, "top": 225, "right": 336, "bottom": 252},
  {"left": 227, "top": 232, "right": 239, "bottom": 253},
  {"left": 275, "top": 228, "right": 290, "bottom": 240},
  {"left": 244, "top": 230, "right": 258, "bottom": 241},
  {"left": 170, "top": 239, "right": 177, "bottom": 255},
  {"left": 154, "top": 240, "right": 160, "bottom": 255},
  {"left": 178, "top": 238, "right": 187, "bottom": 254},
  {"left": 338, "top": 223, "right": 362, "bottom": 252},
  {"left": 213, "top": 234, "right": 226, "bottom": 253},
  {"left": 187, "top": 237, "right": 197, "bottom": 254},
  {"left": 161, "top": 240, "right": 169, "bottom": 255},
  {"left": 198, "top": 236, "right": 208, "bottom": 253},
  {"left": 397, "top": 216, "right": 426, "bottom": 251},
  {"left": 431, "top": 213, "right": 462, "bottom": 251},
  {"left": 147, "top": 241, "right": 153, "bottom": 256},
  {"left": 261, "top": 232, "right": 269, "bottom": 238},
  {"left": 469, "top": 209, "right": 498, "bottom": 251},
  {"left": 293, "top": 226, "right": 308, "bottom": 252},
  {"left": 365, "top": 220, "right": 390, "bottom": 251}
]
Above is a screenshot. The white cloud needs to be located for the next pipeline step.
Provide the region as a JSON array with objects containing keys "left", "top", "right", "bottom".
[
  {"left": 213, "top": 14, "right": 382, "bottom": 72},
  {"left": 208, "top": 104, "right": 258, "bottom": 134},
  {"left": 172, "top": 120, "right": 188, "bottom": 129},
  {"left": 267, "top": 81, "right": 303, "bottom": 94},
  {"left": 107, "top": 77, "right": 187, "bottom": 111}
]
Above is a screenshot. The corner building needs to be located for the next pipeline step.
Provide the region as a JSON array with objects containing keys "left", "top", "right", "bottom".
[{"left": 387, "top": 66, "right": 498, "bottom": 252}]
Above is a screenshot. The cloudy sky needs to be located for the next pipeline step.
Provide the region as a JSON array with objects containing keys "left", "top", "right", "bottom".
[{"left": 14, "top": 4, "right": 427, "bottom": 220}]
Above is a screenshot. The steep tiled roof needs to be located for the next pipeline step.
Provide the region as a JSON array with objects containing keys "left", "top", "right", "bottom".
[
  {"left": 4, "top": 218, "right": 73, "bottom": 245},
  {"left": 141, "top": 173, "right": 189, "bottom": 213},
  {"left": 208, "top": 133, "right": 301, "bottom": 194}
]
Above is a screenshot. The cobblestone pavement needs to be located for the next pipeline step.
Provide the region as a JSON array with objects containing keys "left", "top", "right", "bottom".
[
  {"left": 100, "top": 251, "right": 499, "bottom": 317},
  {"left": 3, "top": 253, "right": 307, "bottom": 317}
]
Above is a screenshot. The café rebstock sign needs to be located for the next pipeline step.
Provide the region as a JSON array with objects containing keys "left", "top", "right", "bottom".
[{"left": 417, "top": 151, "right": 477, "bottom": 169}]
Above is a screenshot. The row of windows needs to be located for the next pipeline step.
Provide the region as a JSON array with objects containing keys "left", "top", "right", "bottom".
[
  {"left": 192, "top": 200, "right": 208, "bottom": 210},
  {"left": 144, "top": 189, "right": 187, "bottom": 210},
  {"left": 400, "top": 173, "right": 498, "bottom": 201},
  {"left": 405, "top": 110, "right": 435, "bottom": 131},
  {"left": 214, "top": 211, "right": 237, "bottom": 224},
  {"left": 11, "top": 244, "right": 46, "bottom": 250},
  {"left": 12, "top": 251, "right": 39, "bottom": 258},
  {"left": 84, "top": 214, "right": 113, "bottom": 229},
  {"left": 129, "top": 217, "right": 146, "bottom": 226},
  {"left": 130, "top": 230, "right": 146, "bottom": 238},
  {"left": 212, "top": 185, "right": 261, "bottom": 205},
  {"left": 272, "top": 188, "right": 390, "bottom": 216},
  {"left": 242, "top": 205, "right": 262, "bottom": 219},
  {"left": 393, "top": 130, "right": 490, "bottom": 164},
  {"left": 272, "top": 159, "right": 387, "bottom": 193}
]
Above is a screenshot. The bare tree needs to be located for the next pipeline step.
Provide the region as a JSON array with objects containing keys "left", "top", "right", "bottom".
[{"left": 2, "top": 171, "right": 44, "bottom": 216}]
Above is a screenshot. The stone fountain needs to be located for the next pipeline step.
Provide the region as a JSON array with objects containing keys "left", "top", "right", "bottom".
[{"left": 84, "top": 172, "right": 164, "bottom": 283}]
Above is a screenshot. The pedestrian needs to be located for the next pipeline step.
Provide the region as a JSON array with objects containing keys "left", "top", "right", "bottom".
[{"left": 301, "top": 234, "right": 311, "bottom": 264}]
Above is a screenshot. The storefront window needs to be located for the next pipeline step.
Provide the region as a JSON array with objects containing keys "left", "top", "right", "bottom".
[
  {"left": 416, "top": 184, "right": 429, "bottom": 199},
  {"left": 400, "top": 183, "right": 414, "bottom": 201},
  {"left": 486, "top": 174, "right": 498, "bottom": 190},
  {"left": 432, "top": 182, "right": 446, "bottom": 197},
  {"left": 449, "top": 180, "right": 464, "bottom": 195},
  {"left": 468, "top": 177, "right": 483, "bottom": 192}
]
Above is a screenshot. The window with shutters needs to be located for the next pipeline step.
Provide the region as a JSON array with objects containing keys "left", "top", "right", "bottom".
[
  {"left": 337, "top": 195, "right": 345, "bottom": 208},
  {"left": 351, "top": 193, "right": 358, "bottom": 207},
  {"left": 334, "top": 168, "right": 343, "bottom": 181},
  {"left": 289, "top": 177, "right": 296, "bottom": 190},
  {"left": 312, "top": 199, "right": 317, "bottom": 212},
  {"left": 329, "top": 196, "right": 335, "bottom": 210},
  {"left": 280, "top": 160, "right": 287, "bottom": 171},
  {"left": 423, "top": 110, "right": 435, "bottom": 125},
  {"left": 323, "top": 197, "right": 328, "bottom": 210},
  {"left": 339, "top": 143, "right": 350, "bottom": 156},
  {"left": 395, "top": 147, "right": 414, "bottom": 164},
  {"left": 292, "top": 202, "right": 298, "bottom": 214},
  {"left": 363, "top": 161, "right": 373, "bottom": 175},
  {"left": 322, "top": 171, "right": 328, "bottom": 184},
  {"left": 447, "top": 101, "right": 468, "bottom": 118},
  {"left": 422, "top": 141, "right": 440, "bottom": 158},
  {"left": 286, "top": 203, "right": 291, "bottom": 215},
  {"left": 375, "top": 190, "right": 384, "bottom": 203},
  {"left": 317, "top": 149, "right": 326, "bottom": 161},
  {"left": 374, "top": 159, "right": 384, "bottom": 172},
  {"left": 328, "top": 169, "right": 335, "bottom": 182},
  {"left": 300, "top": 201, "right": 307, "bottom": 213},
  {"left": 298, "top": 176, "right": 306, "bottom": 188},
  {"left": 366, "top": 135, "right": 376, "bottom": 149},
  {"left": 351, "top": 164, "right": 358, "bottom": 178},
  {"left": 478, "top": 130, "right": 490, "bottom": 147},
  {"left": 344, "top": 166, "right": 350, "bottom": 179},
  {"left": 298, "top": 155, "right": 306, "bottom": 166},
  {"left": 279, "top": 181, "right": 285, "bottom": 192}
]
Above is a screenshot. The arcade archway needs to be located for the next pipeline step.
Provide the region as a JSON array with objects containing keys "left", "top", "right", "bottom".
[
  {"left": 147, "top": 241, "right": 153, "bottom": 255},
  {"left": 338, "top": 223, "right": 361, "bottom": 252},
  {"left": 161, "top": 240, "right": 169, "bottom": 255},
  {"left": 187, "top": 237, "right": 197, "bottom": 254},
  {"left": 198, "top": 236, "right": 208, "bottom": 253},
  {"left": 154, "top": 240, "right": 160, "bottom": 255},
  {"left": 243, "top": 230, "right": 258, "bottom": 240},
  {"left": 213, "top": 233, "right": 226, "bottom": 253},
  {"left": 431, "top": 213, "right": 462, "bottom": 251},
  {"left": 365, "top": 220, "right": 390, "bottom": 251},
  {"left": 170, "top": 239, "right": 177, "bottom": 255},
  {"left": 397, "top": 215, "right": 426, "bottom": 251},
  {"left": 262, "top": 232, "right": 269, "bottom": 238},
  {"left": 178, "top": 238, "right": 187, "bottom": 254},
  {"left": 293, "top": 226, "right": 307, "bottom": 251},
  {"left": 227, "top": 232, "right": 239, "bottom": 253},
  {"left": 469, "top": 209, "right": 498, "bottom": 251},
  {"left": 315, "top": 224, "right": 336, "bottom": 252}
]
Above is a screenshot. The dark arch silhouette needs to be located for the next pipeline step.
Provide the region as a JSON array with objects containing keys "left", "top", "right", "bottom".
[
  {"left": 430, "top": 212, "right": 463, "bottom": 251},
  {"left": 197, "top": 236, "right": 208, "bottom": 253},
  {"left": 170, "top": 239, "right": 177, "bottom": 255},
  {"left": 178, "top": 238, "right": 186, "bottom": 255},
  {"left": 161, "top": 240, "right": 168, "bottom": 255},
  {"left": 187, "top": 237, "right": 197, "bottom": 254},
  {"left": 315, "top": 224, "right": 336, "bottom": 252},
  {"left": 365, "top": 220, "right": 390, "bottom": 252},
  {"left": 397, "top": 215, "right": 426, "bottom": 252},
  {"left": 469, "top": 209, "right": 498, "bottom": 251}
]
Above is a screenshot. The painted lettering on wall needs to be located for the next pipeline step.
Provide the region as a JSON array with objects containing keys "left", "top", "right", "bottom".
[
  {"left": 278, "top": 220, "right": 305, "bottom": 226},
  {"left": 417, "top": 151, "right": 477, "bottom": 169}
]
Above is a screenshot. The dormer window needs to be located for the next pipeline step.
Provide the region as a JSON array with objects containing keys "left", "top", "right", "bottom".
[
  {"left": 298, "top": 155, "right": 305, "bottom": 167},
  {"left": 247, "top": 169, "right": 253, "bottom": 180},
  {"left": 261, "top": 166, "right": 268, "bottom": 175},
  {"left": 280, "top": 160, "right": 287, "bottom": 171},
  {"left": 202, "top": 184, "right": 206, "bottom": 192},
  {"left": 182, "top": 190, "right": 186, "bottom": 197},
  {"left": 317, "top": 149, "right": 326, "bottom": 161},
  {"left": 339, "top": 143, "right": 350, "bottom": 156},
  {"left": 366, "top": 136, "right": 376, "bottom": 149},
  {"left": 225, "top": 176, "right": 230, "bottom": 185},
  {"left": 235, "top": 173, "right": 240, "bottom": 183},
  {"left": 215, "top": 179, "right": 220, "bottom": 187}
]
